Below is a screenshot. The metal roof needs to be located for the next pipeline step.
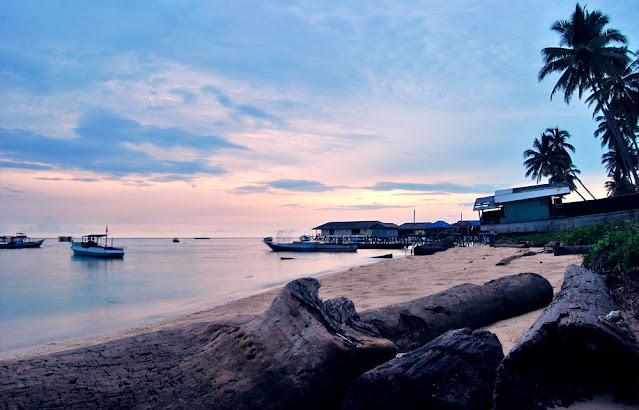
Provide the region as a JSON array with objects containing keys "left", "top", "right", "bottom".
[
  {"left": 312, "top": 221, "right": 399, "bottom": 230},
  {"left": 495, "top": 182, "right": 570, "bottom": 204},
  {"left": 473, "top": 196, "right": 497, "bottom": 211},
  {"left": 427, "top": 220, "right": 452, "bottom": 228}
]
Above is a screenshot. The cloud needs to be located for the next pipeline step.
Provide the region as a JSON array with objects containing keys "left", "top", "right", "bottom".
[
  {"left": 35, "top": 177, "right": 100, "bottom": 182},
  {"left": 267, "top": 179, "right": 337, "bottom": 192},
  {"left": 365, "top": 182, "right": 501, "bottom": 194},
  {"left": 0, "top": 111, "right": 246, "bottom": 178},
  {"left": 318, "top": 203, "right": 414, "bottom": 211},
  {"left": 201, "top": 85, "right": 277, "bottom": 121},
  {"left": 0, "top": 159, "right": 53, "bottom": 171},
  {"left": 232, "top": 185, "right": 271, "bottom": 195}
]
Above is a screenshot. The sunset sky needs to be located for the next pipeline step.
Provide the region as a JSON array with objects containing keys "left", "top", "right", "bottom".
[{"left": 2, "top": 1, "right": 638, "bottom": 237}]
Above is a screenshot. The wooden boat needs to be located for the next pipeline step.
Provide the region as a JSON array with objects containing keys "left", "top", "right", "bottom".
[
  {"left": 58, "top": 236, "right": 73, "bottom": 242},
  {"left": 263, "top": 236, "right": 357, "bottom": 252},
  {"left": 71, "top": 234, "right": 124, "bottom": 258},
  {"left": 0, "top": 233, "right": 45, "bottom": 249},
  {"left": 172, "top": 238, "right": 180, "bottom": 243}
]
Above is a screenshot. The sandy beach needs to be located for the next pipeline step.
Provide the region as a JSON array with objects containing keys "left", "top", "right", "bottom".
[{"left": 8, "top": 245, "right": 582, "bottom": 360}]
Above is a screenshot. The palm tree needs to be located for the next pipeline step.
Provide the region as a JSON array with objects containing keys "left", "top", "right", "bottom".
[
  {"left": 523, "top": 127, "right": 588, "bottom": 200},
  {"left": 538, "top": 4, "right": 639, "bottom": 185},
  {"left": 605, "top": 174, "right": 638, "bottom": 197}
]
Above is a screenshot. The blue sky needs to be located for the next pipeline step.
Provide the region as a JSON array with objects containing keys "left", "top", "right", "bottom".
[{"left": 1, "top": 1, "right": 638, "bottom": 237}]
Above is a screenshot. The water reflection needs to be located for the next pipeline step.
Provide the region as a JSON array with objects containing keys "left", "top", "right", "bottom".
[{"left": 71, "top": 255, "right": 123, "bottom": 272}]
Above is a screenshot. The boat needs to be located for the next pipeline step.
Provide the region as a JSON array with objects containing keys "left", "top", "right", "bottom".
[
  {"left": 58, "top": 236, "right": 73, "bottom": 242},
  {"left": 0, "top": 233, "right": 45, "bottom": 249},
  {"left": 71, "top": 234, "right": 124, "bottom": 258},
  {"left": 194, "top": 237, "right": 210, "bottom": 240},
  {"left": 172, "top": 238, "right": 180, "bottom": 243},
  {"left": 263, "top": 236, "right": 358, "bottom": 252}
]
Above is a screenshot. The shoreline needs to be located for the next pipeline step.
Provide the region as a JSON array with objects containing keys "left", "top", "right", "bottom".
[{"left": 2, "top": 245, "right": 582, "bottom": 361}]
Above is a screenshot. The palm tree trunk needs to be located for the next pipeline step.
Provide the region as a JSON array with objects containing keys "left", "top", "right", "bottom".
[
  {"left": 550, "top": 164, "right": 587, "bottom": 201},
  {"left": 570, "top": 171, "right": 597, "bottom": 200},
  {"left": 589, "top": 78, "right": 639, "bottom": 186}
]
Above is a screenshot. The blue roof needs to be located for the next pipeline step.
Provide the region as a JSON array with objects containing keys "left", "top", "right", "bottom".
[{"left": 427, "top": 220, "right": 451, "bottom": 228}]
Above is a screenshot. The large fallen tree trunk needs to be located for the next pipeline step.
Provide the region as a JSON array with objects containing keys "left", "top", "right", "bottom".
[
  {"left": 359, "top": 272, "right": 553, "bottom": 352},
  {"left": 342, "top": 328, "right": 504, "bottom": 410},
  {"left": 493, "top": 265, "right": 639, "bottom": 409},
  {"left": 0, "top": 278, "right": 397, "bottom": 409}
]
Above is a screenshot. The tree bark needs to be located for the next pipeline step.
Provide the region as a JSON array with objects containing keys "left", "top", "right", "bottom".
[
  {"left": 342, "top": 328, "right": 504, "bottom": 410},
  {"left": 493, "top": 265, "right": 639, "bottom": 409},
  {"left": 359, "top": 272, "right": 553, "bottom": 352}
]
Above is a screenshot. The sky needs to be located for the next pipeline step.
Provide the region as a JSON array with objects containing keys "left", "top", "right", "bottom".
[{"left": 1, "top": 1, "right": 639, "bottom": 238}]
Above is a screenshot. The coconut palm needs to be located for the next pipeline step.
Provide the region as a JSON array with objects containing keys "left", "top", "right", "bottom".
[
  {"left": 589, "top": 58, "right": 639, "bottom": 151},
  {"left": 523, "top": 128, "right": 588, "bottom": 200},
  {"left": 605, "top": 174, "right": 638, "bottom": 197},
  {"left": 538, "top": 4, "right": 638, "bottom": 185}
]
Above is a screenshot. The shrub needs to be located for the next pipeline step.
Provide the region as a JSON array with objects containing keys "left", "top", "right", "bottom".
[{"left": 583, "top": 221, "right": 639, "bottom": 278}]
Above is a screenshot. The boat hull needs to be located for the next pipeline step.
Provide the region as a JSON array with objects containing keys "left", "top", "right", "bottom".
[
  {"left": 0, "top": 239, "right": 45, "bottom": 249},
  {"left": 71, "top": 245, "right": 124, "bottom": 258},
  {"left": 264, "top": 241, "right": 357, "bottom": 252}
]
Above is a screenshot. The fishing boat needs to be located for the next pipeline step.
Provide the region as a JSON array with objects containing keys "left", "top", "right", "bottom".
[
  {"left": 58, "top": 236, "right": 73, "bottom": 242},
  {"left": 71, "top": 234, "right": 124, "bottom": 258},
  {"left": 0, "top": 233, "right": 45, "bottom": 249},
  {"left": 263, "top": 236, "right": 358, "bottom": 252},
  {"left": 172, "top": 238, "right": 180, "bottom": 243}
]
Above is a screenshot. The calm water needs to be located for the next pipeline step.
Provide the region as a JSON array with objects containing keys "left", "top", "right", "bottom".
[{"left": 0, "top": 238, "right": 406, "bottom": 357}]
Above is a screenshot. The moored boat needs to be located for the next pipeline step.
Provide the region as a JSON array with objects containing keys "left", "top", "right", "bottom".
[
  {"left": 0, "top": 233, "right": 45, "bottom": 249},
  {"left": 71, "top": 234, "right": 124, "bottom": 258},
  {"left": 263, "top": 236, "right": 358, "bottom": 252},
  {"left": 173, "top": 238, "right": 180, "bottom": 243},
  {"left": 58, "top": 236, "right": 73, "bottom": 242}
]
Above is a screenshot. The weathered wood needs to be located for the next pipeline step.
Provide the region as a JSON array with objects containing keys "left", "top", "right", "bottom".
[
  {"left": 360, "top": 272, "right": 553, "bottom": 352},
  {"left": 342, "top": 328, "right": 504, "bottom": 410},
  {"left": 553, "top": 244, "right": 593, "bottom": 256},
  {"left": 0, "top": 278, "right": 397, "bottom": 409},
  {"left": 496, "top": 251, "right": 540, "bottom": 266},
  {"left": 413, "top": 239, "right": 455, "bottom": 255},
  {"left": 493, "top": 265, "right": 639, "bottom": 409}
]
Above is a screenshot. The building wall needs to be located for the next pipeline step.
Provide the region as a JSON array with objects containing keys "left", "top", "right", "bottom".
[
  {"left": 320, "top": 228, "right": 397, "bottom": 238},
  {"left": 501, "top": 198, "right": 549, "bottom": 224},
  {"left": 482, "top": 209, "right": 639, "bottom": 234}
]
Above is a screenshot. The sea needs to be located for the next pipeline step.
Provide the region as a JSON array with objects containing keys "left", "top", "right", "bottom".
[{"left": 0, "top": 237, "right": 407, "bottom": 358}]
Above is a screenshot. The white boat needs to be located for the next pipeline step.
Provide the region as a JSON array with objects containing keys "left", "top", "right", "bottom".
[
  {"left": 71, "top": 234, "right": 124, "bottom": 258},
  {"left": 263, "top": 236, "right": 358, "bottom": 252}
]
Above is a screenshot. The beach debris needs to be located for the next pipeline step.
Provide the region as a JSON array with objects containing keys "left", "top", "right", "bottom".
[
  {"left": 495, "top": 251, "right": 541, "bottom": 266},
  {"left": 552, "top": 244, "right": 593, "bottom": 256},
  {"left": 0, "top": 278, "right": 396, "bottom": 410},
  {"left": 493, "top": 265, "right": 639, "bottom": 409},
  {"left": 343, "top": 328, "right": 503, "bottom": 410},
  {"left": 359, "top": 272, "right": 553, "bottom": 352},
  {"left": 413, "top": 238, "right": 455, "bottom": 256}
]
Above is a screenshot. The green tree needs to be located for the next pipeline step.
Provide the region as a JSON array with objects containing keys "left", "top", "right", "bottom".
[
  {"left": 523, "top": 127, "right": 590, "bottom": 200},
  {"left": 538, "top": 4, "right": 638, "bottom": 185}
]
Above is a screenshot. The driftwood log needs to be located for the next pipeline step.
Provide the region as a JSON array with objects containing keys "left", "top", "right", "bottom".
[
  {"left": 553, "top": 245, "right": 593, "bottom": 256},
  {"left": 342, "top": 328, "right": 504, "bottom": 410},
  {"left": 0, "top": 278, "right": 397, "bottom": 409},
  {"left": 413, "top": 239, "right": 455, "bottom": 256},
  {"left": 495, "top": 251, "right": 540, "bottom": 266},
  {"left": 360, "top": 272, "right": 553, "bottom": 352},
  {"left": 493, "top": 265, "right": 639, "bottom": 409}
]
